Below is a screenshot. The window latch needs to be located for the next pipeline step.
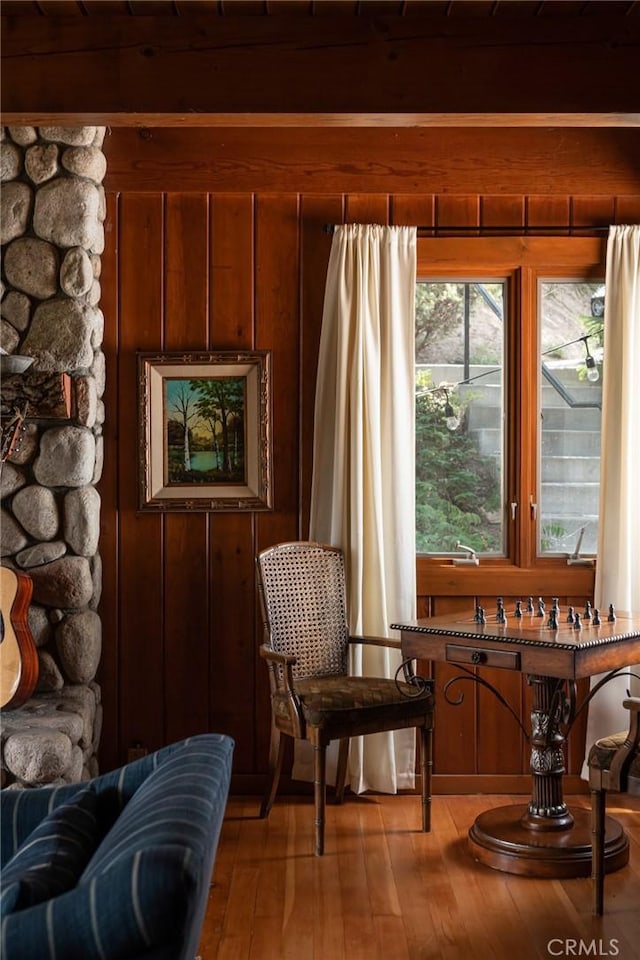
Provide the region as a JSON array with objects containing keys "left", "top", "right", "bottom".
[
  {"left": 453, "top": 541, "right": 479, "bottom": 566},
  {"left": 510, "top": 501, "right": 517, "bottom": 520}
]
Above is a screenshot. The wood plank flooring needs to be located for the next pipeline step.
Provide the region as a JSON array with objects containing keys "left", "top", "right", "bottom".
[{"left": 199, "top": 793, "right": 640, "bottom": 960}]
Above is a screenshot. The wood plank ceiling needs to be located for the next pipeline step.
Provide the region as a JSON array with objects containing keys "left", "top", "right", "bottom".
[
  {"left": 4, "top": 0, "right": 639, "bottom": 127},
  {"left": 2, "top": 0, "right": 638, "bottom": 16}
]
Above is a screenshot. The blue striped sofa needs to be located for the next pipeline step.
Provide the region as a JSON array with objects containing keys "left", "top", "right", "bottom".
[{"left": 1, "top": 733, "right": 234, "bottom": 960}]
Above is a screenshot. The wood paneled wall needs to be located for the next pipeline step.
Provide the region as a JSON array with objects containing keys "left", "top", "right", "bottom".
[{"left": 98, "top": 126, "right": 640, "bottom": 793}]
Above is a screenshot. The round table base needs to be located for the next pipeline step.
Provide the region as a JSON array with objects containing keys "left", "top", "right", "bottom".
[{"left": 468, "top": 804, "right": 629, "bottom": 878}]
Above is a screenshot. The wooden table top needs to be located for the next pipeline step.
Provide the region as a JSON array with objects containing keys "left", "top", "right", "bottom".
[
  {"left": 392, "top": 609, "right": 640, "bottom": 652},
  {"left": 392, "top": 608, "right": 640, "bottom": 680}
]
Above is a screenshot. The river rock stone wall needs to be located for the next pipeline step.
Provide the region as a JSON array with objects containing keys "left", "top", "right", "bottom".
[{"left": 1, "top": 126, "right": 105, "bottom": 789}]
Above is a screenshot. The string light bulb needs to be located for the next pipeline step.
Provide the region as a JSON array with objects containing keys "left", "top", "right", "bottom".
[
  {"left": 443, "top": 389, "right": 460, "bottom": 431},
  {"left": 582, "top": 338, "right": 600, "bottom": 382}
]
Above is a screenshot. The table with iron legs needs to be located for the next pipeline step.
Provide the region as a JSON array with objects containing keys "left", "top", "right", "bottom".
[{"left": 393, "top": 607, "right": 640, "bottom": 878}]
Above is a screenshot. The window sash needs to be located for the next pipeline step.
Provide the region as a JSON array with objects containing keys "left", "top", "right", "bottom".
[{"left": 415, "top": 237, "right": 604, "bottom": 596}]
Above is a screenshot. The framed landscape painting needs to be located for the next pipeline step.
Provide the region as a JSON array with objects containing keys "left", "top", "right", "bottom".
[{"left": 137, "top": 351, "right": 272, "bottom": 512}]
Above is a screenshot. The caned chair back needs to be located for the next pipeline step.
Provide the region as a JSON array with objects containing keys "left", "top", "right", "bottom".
[{"left": 257, "top": 541, "right": 349, "bottom": 680}]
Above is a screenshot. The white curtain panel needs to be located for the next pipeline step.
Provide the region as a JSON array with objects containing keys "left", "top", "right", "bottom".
[
  {"left": 308, "top": 223, "right": 418, "bottom": 794},
  {"left": 583, "top": 224, "right": 640, "bottom": 774}
]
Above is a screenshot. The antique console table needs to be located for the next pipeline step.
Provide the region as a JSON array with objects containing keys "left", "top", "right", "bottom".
[{"left": 392, "top": 605, "right": 640, "bottom": 878}]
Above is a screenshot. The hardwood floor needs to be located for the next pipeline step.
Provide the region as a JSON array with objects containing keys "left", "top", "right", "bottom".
[{"left": 199, "top": 793, "right": 640, "bottom": 960}]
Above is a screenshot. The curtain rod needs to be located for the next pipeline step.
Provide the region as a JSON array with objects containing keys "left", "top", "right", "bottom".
[{"left": 323, "top": 224, "right": 610, "bottom": 236}]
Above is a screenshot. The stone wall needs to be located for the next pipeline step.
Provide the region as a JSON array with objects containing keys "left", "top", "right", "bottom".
[{"left": 1, "top": 126, "right": 105, "bottom": 788}]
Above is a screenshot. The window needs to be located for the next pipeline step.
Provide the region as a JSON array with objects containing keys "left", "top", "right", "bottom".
[
  {"left": 415, "top": 238, "right": 605, "bottom": 595},
  {"left": 539, "top": 280, "right": 603, "bottom": 557},
  {"left": 416, "top": 280, "right": 505, "bottom": 555}
]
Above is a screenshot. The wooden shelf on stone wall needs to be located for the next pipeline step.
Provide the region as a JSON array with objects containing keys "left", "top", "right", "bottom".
[{"left": 0, "top": 372, "right": 72, "bottom": 420}]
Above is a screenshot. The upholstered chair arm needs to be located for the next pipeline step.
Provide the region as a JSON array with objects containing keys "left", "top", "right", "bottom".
[{"left": 607, "top": 696, "right": 640, "bottom": 788}]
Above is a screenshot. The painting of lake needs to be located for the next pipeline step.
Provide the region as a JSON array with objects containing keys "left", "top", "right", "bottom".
[{"left": 164, "top": 375, "right": 246, "bottom": 485}]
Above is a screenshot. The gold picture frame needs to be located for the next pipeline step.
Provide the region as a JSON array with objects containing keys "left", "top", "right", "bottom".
[{"left": 137, "top": 351, "right": 272, "bottom": 512}]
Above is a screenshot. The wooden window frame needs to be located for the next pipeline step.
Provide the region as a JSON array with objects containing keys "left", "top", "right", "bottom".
[{"left": 415, "top": 236, "right": 605, "bottom": 598}]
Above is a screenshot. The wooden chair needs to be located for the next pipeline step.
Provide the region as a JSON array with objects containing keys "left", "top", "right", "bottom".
[
  {"left": 587, "top": 696, "right": 640, "bottom": 914},
  {"left": 256, "top": 541, "right": 434, "bottom": 856}
]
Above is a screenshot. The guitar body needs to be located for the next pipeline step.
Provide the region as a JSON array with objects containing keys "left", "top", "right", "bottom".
[{"left": 0, "top": 567, "right": 39, "bottom": 710}]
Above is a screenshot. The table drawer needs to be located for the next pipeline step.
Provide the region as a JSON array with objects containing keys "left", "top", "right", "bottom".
[{"left": 445, "top": 643, "right": 521, "bottom": 671}]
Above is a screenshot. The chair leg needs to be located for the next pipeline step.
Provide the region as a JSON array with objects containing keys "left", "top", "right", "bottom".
[
  {"left": 591, "top": 787, "right": 606, "bottom": 915},
  {"left": 420, "top": 725, "right": 432, "bottom": 833},
  {"left": 260, "top": 730, "right": 286, "bottom": 819},
  {"left": 313, "top": 743, "right": 327, "bottom": 856},
  {"left": 335, "top": 738, "right": 349, "bottom": 804}
]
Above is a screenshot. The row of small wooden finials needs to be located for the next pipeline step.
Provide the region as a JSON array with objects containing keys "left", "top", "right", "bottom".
[{"left": 474, "top": 598, "right": 617, "bottom": 630}]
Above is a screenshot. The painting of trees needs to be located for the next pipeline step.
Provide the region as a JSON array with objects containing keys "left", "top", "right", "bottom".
[
  {"left": 190, "top": 377, "right": 245, "bottom": 476},
  {"left": 167, "top": 381, "right": 198, "bottom": 472},
  {"left": 164, "top": 376, "right": 246, "bottom": 484},
  {"left": 139, "top": 351, "right": 271, "bottom": 512}
]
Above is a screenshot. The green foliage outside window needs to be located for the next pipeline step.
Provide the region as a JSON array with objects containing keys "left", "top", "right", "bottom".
[{"left": 415, "top": 377, "right": 502, "bottom": 555}]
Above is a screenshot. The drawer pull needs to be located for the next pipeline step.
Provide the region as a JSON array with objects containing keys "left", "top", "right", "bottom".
[{"left": 445, "top": 643, "right": 521, "bottom": 671}]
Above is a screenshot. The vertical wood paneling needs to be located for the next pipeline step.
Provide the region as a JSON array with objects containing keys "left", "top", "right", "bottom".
[
  {"left": 209, "top": 518, "right": 257, "bottom": 769},
  {"left": 163, "top": 194, "right": 211, "bottom": 743},
  {"left": 526, "top": 196, "right": 571, "bottom": 231},
  {"left": 480, "top": 196, "right": 525, "bottom": 231},
  {"left": 209, "top": 194, "right": 257, "bottom": 770},
  {"left": 436, "top": 196, "right": 480, "bottom": 231},
  {"left": 476, "top": 596, "right": 525, "bottom": 774},
  {"left": 118, "top": 193, "right": 166, "bottom": 755},
  {"left": 614, "top": 196, "right": 640, "bottom": 223},
  {"left": 164, "top": 194, "right": 210, "bottom": 350},
  {"left": 390, "top": 195, "right": 435, "bottom": 229},
  {"left": 96, "top": 191, "right": 120, "bottom": 772},
  {"left": 210, "top": 194, "right": 255, "bottom": 351},
  {"left": 431, "top": 596, "right": 477, "bottom": 774},
  {"left": 572, "top": 196, "right": 616, "bottom": 228},
  {"left": 254, "top": 194, "right": 301, "bottom": 770},
  {"left": 254, "top": 195, "right": 301, "bottom": 535},
  {"left": 565, "top": 678, "right": 590, "bottom": 777},
  {"left": 345, "top": 195, "right": 389, "bottom": 225},
  {"left": 100, "top": 179, "right": 637, "bottom": 789},
  {"left": 163, "top": 515, "right": 211, "bottom": 741}
]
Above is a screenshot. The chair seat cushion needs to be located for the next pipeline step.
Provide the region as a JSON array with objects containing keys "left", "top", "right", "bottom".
[
  {"left": 274, "top": 674, "right": 432, "bottom": 728},
  {"left": 588, "top": 731, "right": 640, "bottom": 780}
]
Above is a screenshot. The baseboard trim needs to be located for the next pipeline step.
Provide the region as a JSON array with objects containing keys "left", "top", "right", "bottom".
[
  {"left": 431, "top": 774, "right": 589, "bottom": 795},
  {"left": 230, "top": 772, "right": 590, "bottom": 796}
]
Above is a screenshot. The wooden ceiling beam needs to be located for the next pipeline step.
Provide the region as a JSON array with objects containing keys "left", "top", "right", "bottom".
[
  {"left": 2, "top": 14, "right": 640, "bottom": 120},
  {"left": 2, "top": 112, "right": 640, "bottom": 128}
]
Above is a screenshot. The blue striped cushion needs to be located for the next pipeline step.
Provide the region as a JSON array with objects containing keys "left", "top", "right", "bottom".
[
  {"left": 1, "top": 783, "right": 92, "bottom": 867},
  {"left": 0, "top": 848, "right": 195, "bottom": 960},
  {"left": 1, "top": 734, "right": 234, "bottom": 960},
  {"left": 82, "top": 749, "right": 222, "bottom": 881},
  {"left": 0, "top": 789, "right": 99, "bottom": 916}
]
